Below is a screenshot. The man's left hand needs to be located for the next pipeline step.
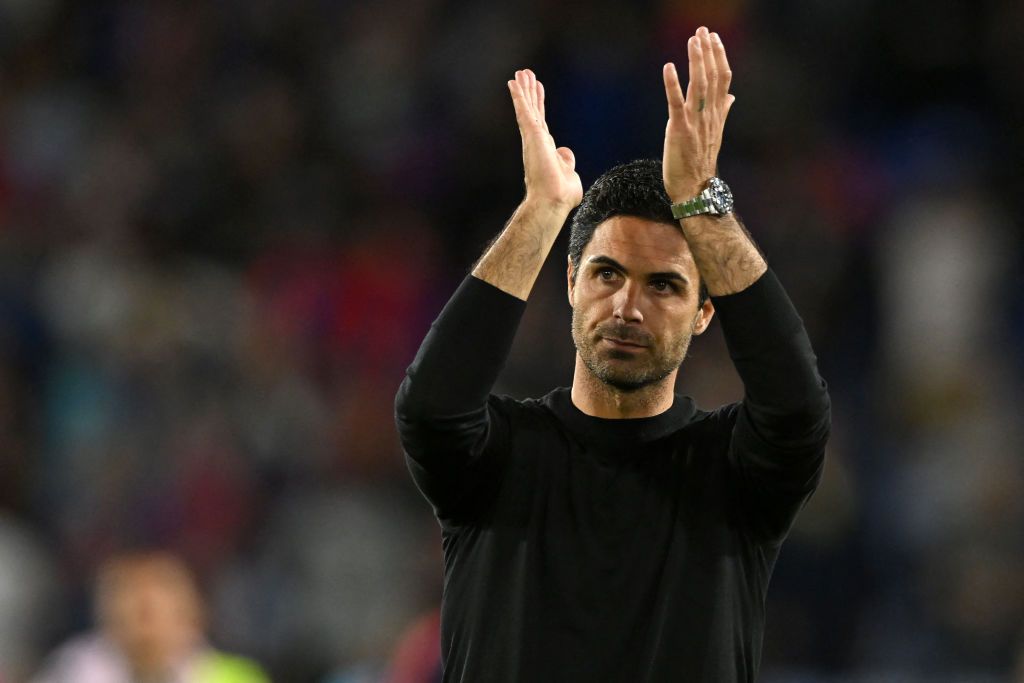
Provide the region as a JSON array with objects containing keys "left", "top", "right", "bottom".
[{"left": 662, "top": 26, "right": 735, "bottom": 204}]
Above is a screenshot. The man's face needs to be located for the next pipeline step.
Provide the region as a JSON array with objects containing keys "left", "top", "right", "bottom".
[
  {"left": 98, "top": 557, "right": 202, "bottom": 674},
  {"left": 568, "top": 215, "right": 713, "bottom": 392}
]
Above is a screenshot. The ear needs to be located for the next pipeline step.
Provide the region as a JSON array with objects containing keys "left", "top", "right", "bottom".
[
  {"left": 566, "top": 256, "right": 575, "bottom": 307},
  {"left": 691, "top": 299, "right": 715, "bottom": 336}
]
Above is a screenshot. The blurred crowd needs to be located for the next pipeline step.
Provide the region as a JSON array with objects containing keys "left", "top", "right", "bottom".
[{"left": 1, "top": 1, "right": 1022, "bottom": 682}]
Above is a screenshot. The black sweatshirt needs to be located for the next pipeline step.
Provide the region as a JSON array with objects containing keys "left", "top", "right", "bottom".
[{"left": 394, "top": 269, "right": 830, "bottom": 683}]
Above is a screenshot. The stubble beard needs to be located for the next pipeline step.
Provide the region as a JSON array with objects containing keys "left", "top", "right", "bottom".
[{"left": 571, "top": 307, "right": 694, "bottom": 393}]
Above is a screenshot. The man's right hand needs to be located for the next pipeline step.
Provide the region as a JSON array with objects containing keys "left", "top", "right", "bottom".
[
  {"left": 470, "top": 71, "right": 580, "bottom": 300},
  {"left": 507, "top": 69, "right": 583, "bottom": 214}
]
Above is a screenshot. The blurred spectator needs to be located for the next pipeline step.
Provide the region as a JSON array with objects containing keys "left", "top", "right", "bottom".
[
  {"left": 378, "top": 608, "right": 441, "bottom": 683},
  {"left": 0, "top": 514, "right": 57, "bottom": 682},
  {"left": 31, "top": 550, "right": 269, "bottom": 683}
]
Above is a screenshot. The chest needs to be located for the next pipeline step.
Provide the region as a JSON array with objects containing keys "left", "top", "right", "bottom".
[{"left": 488, "top": 433, "right": 739, "bottom": 565}]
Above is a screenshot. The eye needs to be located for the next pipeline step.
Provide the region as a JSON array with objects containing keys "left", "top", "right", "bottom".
[
  {"left": 598, "top": 268, "right": 617, "bottom": 281},
  {"left": 651, "top": 279, "right": 674, "bottom": 293}
]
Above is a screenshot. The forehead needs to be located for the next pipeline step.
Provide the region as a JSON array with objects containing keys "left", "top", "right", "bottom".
[
  {"left": 582, "top": 214, "right": 698, "bottom": 278},
  {"left": 100, "top": 559, "right": 194, "bottom": 597}
]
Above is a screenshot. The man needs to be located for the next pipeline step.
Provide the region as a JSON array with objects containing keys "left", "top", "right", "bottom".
[
  {"left": 31, "top": 551, "right": 269, "bottom": 683},
  {"left": 394, "top": 26, "right": 830, "bottom": 683}
]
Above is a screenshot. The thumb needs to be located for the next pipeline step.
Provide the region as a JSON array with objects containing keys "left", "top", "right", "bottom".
[
  {"left": 556, "top": 146, "right": 576, "bottom": 170},
  {"left": 723, "top": 94, "right": 736, "bottom": 117}
]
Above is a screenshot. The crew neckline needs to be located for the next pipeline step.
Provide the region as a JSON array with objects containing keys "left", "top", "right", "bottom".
[{"left": 541, "top": 386, "right": 697, "bottom": 447}]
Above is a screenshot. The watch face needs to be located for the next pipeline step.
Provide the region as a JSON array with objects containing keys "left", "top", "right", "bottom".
[{"left": 707, "top": 177, "right": 734, "bottom": 214}]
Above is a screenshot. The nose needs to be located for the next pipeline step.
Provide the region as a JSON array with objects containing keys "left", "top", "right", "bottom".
[{"left": 612, "top": 279, "right": 644, "bottom": 324}]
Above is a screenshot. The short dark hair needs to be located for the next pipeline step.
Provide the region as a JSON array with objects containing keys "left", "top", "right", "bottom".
[{"left": 568, "top": 158, "right": 709, "bottom": 307}]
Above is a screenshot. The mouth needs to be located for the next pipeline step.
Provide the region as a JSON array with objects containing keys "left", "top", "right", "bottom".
[{"left": 602, "top": 337, "right": 647, "bottom": 350}]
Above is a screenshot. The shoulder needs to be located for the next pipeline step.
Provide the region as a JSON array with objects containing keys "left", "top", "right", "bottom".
[
  {"left": 484, "top": 389, "right": 573, "bottom": 449},
  {"left": 687, "top": 400, "right": 742, "bottom": 430},
  {"left": 667, "top": 400, "right": 744, "bottom": 456},
  {"left": 487, "top": 388, "right": 566, "bottom": 423},
  {"left": 192, "top": 651, "right": 271, "bottom": 683},
  {"left": 33, "top": 633, "right": 126, "bottom": 683}
]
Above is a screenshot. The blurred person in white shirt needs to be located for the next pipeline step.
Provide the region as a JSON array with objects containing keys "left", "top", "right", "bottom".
[{"left": 32, "top": 550, "right": 269, "bottom": 683}]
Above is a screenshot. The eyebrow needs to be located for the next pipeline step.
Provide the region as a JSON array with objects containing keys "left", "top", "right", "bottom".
[{"left": 586, "top": 255, "right": 691, "bottom": 287}]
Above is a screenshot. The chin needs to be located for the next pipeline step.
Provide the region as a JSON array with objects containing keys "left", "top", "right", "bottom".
[
  {"left": 593, "top": 364, "right": 661, "bottom": 392},
  {"left": 602, "top": 377, "right": 650, "bottom": 393}
]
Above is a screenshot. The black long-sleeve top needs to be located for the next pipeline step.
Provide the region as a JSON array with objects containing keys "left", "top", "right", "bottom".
[{"left": 394, "top": 269, "right": 830, "bottom": 683}]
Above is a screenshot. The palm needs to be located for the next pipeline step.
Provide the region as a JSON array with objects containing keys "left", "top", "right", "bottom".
[
  {"left": 508, "top": 70, "right": 583, "bottom": 212},
  {"left": 662, "top": 27, "right": 736, "bottom": 202}
]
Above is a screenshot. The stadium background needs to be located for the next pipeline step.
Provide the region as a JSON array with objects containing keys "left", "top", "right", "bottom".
[{"left": 1, "top": 0, "right": 1022, "bottom": 681}]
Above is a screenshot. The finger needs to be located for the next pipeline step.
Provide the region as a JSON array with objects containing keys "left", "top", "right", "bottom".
[
  {"left": 516, "top": 70, "right": 536, "bottom": 123},
  {"left": 710, "top": 32, "right": 732, "bottom": 104},
  {"left": 699, "top": 28, "right": 719, "bottom": 107},
  {"left": 537, "top": 79, "right": 545, "bottom": 123},
  {"left": 685, "top": 36, "right": 707, "bottom": 118},
  {"left": 556, "top": 146, "right": 575, "bottom": 170},
  {"left": 525, "top": 69, "right": 537, "bottom": 112},
  {"left": 508, "top": 76, "right": 532, "bottom": 130},
  {"left": 508, "top": 78, "right": 522, "bottom": 121},
  {"left": 724, "top": 93, "right": 736, "bottom": 119},
  {"left": 663, "top": 62, "right": 686, "bottom": 117},
  {"left": 529, "top": 72, "right": 545, "bottom": 129}
]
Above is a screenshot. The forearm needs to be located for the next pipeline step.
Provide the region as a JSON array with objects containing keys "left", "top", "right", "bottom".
[
  {"left": 396, "top": 201, "right": 561, "bottom": 444},
  {"left": 713, "top": 269, "right": 829, "bottom": 441},
  {"left": 397, "top": 60, "right": 574, "bottom": 442},
  {"left": 716, "top": 269, "right": 829, "bottom": 543},
  {"left": 395, "top": 272, "right": 525, "bottom": 426},
  {"left": 661, "top": 26, "right": 766, "bottom": 297},
  {"left": 395, "top": 273, "right": 520, "bottom": 510},
  {"left": 471, "top": 200, "right": 571, "bottom": 301},
  {"left": 678, "top": 212, "right": 767, "bottom": 297}
]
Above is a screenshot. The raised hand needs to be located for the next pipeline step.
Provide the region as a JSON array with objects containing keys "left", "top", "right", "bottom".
[
  {"left": 662, "top": 26, "right": 736, "bottom": 203},
  {"left": 507, "top": 69, "right": 583, "bottom": 214}
]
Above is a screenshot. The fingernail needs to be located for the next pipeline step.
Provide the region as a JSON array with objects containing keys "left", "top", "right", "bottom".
[{"left": 712, "top": 32, "right": 721, "bottom": 43}]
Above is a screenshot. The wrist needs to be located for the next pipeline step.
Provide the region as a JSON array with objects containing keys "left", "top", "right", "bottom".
[
  {"left": 519, "top": 196, "right": 574, "bottom": 223},
  {"left": 669, "top": 176, "right": 734, "bottom": 219},
  {"left": 666, "top": 179, "right": 707, "bottom": 205}
]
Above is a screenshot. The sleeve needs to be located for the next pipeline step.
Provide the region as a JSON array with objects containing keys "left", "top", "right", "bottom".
[
  {"left": 394, "top": 274, "right": 527, "bottom": 520},
  {"left": 710, "top": 268, "right": 831, "bottom": 543}
]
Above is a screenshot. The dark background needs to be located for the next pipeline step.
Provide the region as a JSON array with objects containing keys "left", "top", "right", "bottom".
[{"left": 1, "top": 1, "right": 1022, "bottom": 681}]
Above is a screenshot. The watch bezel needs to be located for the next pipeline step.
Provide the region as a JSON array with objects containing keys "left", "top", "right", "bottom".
[{"left": 706, "top": 176, "right": 734, "bottom": 215}]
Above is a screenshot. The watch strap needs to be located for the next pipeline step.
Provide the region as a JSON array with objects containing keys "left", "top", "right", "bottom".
[{"left": 670, "top": 190, "right": 714, "bottom": 219}]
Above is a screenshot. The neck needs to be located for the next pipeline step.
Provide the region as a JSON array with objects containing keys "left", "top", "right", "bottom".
[
  {"left": 570, "top": 355, "right": 677, "bottom": 419},
  {"left": 125, "top": 634, "right": 202, "bottom": 682}
]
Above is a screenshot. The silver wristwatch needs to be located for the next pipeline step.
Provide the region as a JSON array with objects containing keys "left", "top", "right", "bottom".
[{"left": 670, "top": 176, "right": 734, "bottom": 219}]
